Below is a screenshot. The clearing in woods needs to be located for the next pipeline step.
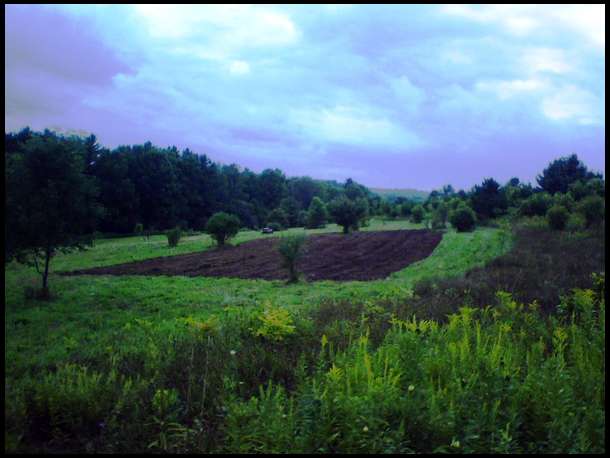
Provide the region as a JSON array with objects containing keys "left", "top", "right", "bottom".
[{"left": 64, "top": 229, "right": 443, "bottom": 281}]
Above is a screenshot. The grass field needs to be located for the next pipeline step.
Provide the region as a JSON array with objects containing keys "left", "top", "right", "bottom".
[
  {"left": 5, "top": 218, "right": 605, "bottom": 453},
  {"left": 5, "top": 219, "right": 512, "bottom": 382}
]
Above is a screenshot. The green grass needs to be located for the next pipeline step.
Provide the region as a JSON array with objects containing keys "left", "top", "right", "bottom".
[
  {"left": 5, "top": 220, "right": 511, "bottom": 376},
  {"left": 4, "top": 219, "right": 605, "bottom": 453}
]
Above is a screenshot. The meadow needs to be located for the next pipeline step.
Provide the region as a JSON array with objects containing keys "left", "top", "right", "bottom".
[{"left": 4, "top": 218, "right": 605, "bottom": 453}]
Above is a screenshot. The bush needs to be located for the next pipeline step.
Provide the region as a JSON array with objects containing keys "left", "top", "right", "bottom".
[
  {"left": 278, "top": 233, "right": 307, "bottom": 283},
  {"left": 166, "top": 227, "right": 181, "bottom": 247},
  {"left": 205, "top": 212, "right": 241, "bottom": 246},
  {"left": 546, "top": 205, "right": 569, "bottom": 231},
  {"left": 577, "top": 195, "right": 605, "bottom": 227},
  {"left": 449, "top": 204, "right": 476, "bottom": 232},
  {"left": 410, "top": 205, "right": 424, "bottom": 224},
  {"left": 552, "top": 192, "right": 575, "bottom": 211},
  {"left": 566, "top": 213, "right": 586, "bottom": 232},
  {"left": 519, "top": 192, "right": 552, "bottom": 217},
  {"left": 430, "top": 202, "right": 448, "bottom": 229}
]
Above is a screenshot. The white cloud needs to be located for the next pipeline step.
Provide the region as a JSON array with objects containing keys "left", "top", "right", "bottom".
[
  {"left": 521, "top": 48, "right": 571, "bottom": 74},
  {"left": 542, "top": 85, "right": 604, "bottom": 125},
  {"left": 389, "top": 76, "right": 426, "bottom": 115},
  {"left": 290, "top": 105, "right": 422, "bottom": 149},
  {"left": 476, "top": 78, "right": 546, "bottom": 100},
  {"left": 229, "top": 60, "right": 250, "bottom": 75},
  {"left": 440, "top": 4, "right": 605, "bottom": 49},
  {"left": 133, "top": 4, "right": 299, "bottom": 49}
]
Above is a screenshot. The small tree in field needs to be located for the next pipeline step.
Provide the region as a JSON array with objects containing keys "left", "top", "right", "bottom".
[
  {"left": 278, "top": 233, "right": 307, "bottom": 283},
  {"left": 449, "top": 204, "right": 476, "bottom": 232},
  {"left": 327, "top": 196, "right": 368, "bottom": 234},
  {"left": 166, "top": 227, "right": 181, "bottom": 247},
  {"left": 5, "top": 131, "right": 100, "bottom": 299},
  {"left": 205, "top": 212, "right": 241, "bottom": 246}
]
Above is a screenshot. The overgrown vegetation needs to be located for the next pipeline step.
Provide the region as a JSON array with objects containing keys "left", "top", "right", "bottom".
[
  {"left": 4, "top": 129, "right": 605, "bottom": 453},
  {"left": 5, "top": 279, "right": 605, "bottom": 453}
]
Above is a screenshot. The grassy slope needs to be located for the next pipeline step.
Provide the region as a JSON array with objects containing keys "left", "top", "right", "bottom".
[{"left": 5, "top": 219, "right": 511, "bottom": 380}]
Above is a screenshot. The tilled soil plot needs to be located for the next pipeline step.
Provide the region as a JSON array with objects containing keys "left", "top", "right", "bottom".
[{"left": 65, "top": 230, "right": 443, "bottom": 282}]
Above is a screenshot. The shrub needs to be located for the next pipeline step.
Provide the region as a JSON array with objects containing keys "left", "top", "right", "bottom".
[
  {"left": 519, "top": 192, "right": 552, "bottom": 217},
  {"left": 552, "top": 192, "right": 575, "bottom": 211},
  {"left": 430, "top": 202, "right": 448, "bottom": 229},
  {"left": 278, "top": 233, "right": 307, "bottom": 283},
  {"left": 449, "top": 204, "right": 476, "bottom": 232},
  {"left": 205, "top": 212, "right": 241, "bottom": 246},
  {"left": 254, "top": 305, "right": 296, "bottom": 341},
  {"left": 166, "top": 227, "right": 181, "bottom": 247},
  {"left": 546, "top": 205, "right": 569, "bottom": 231},
  {"left": 411, "top": 205, "right": 425, "bottom": 223},
  {"left": 577, "top": 195, "right": 605, "bottom": 227},
  {"left": 566, "top": 213, "right": 586, "bottom": 232}
]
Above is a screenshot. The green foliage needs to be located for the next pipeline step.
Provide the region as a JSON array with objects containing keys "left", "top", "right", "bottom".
[
  {"left": 410, "top": 205, "right": 425, "bottom": 224},
  {"left": 205, "top": 212, "right": 241, "bottom": 246},
  {"left": 279, "top": 197, "right": 302, "bottom": 228},
  {"left": 306, "top": 197, "right": 327, "bottom": 229},
  {"left": 546, "top": 205, "right": 569, "bottom": 231},
  {"left": 577, "top": 195, "right": 605, "bottom": 227},
  {"left": 470, "top": 178, "right": 508, "bottom": 220},
  {"left": 267, "top": 207, "right": 289, "bottom": 229},
  {"left": 449, "top": 204, "right": 476, "bottom": 232},
  {"left": 327, "top": 196, "right": 368, "bottom": 234},
  {"left": 537, "top": 154, "right": 599, "bottom": 194},
  {"left": 5, "top": 130, "right": 101, "bottom": 295},
  {"left": 254, "top": 304, "right": 296, "bottom": 341},
  {"left": 4, "top": 219, "right": 604, "bottom": 454},
  {"left": 278, "top": 233, "right": 307, "bottom": 283},
  {"left": 565, "top": 213, "right": 586, "bottom": 232},
  {"left": 430, "top": 202, "right": 448, "bottom": 229},
  {"left": 165, "top": 227, "right": 181, "bottom": 247},
  {"left": 222, "top": 290, "right": 605, "bottom": 453},
  {"left": 519, "top": 192, "right": 552, "bottom": 217}
]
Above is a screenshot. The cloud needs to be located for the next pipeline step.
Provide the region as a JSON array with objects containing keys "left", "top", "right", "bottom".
[
  {"left": 5, "top": 4, "right": 605, "bottom": 188},
  {"left": 542, "top": 85, "right": 604, "bottom": 125},
  {"left": 440, "top": 4, "right": 605, "bottom": 48},
  {"left": 290, "top": 105, "right": 423, "bottom": 149}
]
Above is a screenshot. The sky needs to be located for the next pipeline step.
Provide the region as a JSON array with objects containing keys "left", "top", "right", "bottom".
[{"left": 5, "top": 4, "right": 605, "bottom": 190}]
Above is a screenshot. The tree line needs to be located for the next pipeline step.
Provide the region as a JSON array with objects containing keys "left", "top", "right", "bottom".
[{"left": 5, "top": 127, "right": 605, "bottom": 296}]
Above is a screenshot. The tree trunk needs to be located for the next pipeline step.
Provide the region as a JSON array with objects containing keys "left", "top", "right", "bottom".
[{"left": 40, "top": 247, "right": 51, "bottom": 299}]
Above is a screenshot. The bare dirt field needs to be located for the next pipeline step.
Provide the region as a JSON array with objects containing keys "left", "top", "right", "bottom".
[{"left": 64, "top": 229, "right": 443, "bottom": 281}]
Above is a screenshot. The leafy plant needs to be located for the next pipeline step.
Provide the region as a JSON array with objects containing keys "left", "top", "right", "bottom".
[
  {"left": 205, "top": 212, "right": 241, "bottom": 246},
  {"left": 278, "top": 233, "right": 307, "bottom": 283},
  {"left": 166, "top": 227, "right": 181, "bottom": 247}
]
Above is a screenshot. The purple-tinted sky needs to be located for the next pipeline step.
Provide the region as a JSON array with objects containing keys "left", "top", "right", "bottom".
[{"left": 5, "top": 4, "right": 605, "bottom": 190}]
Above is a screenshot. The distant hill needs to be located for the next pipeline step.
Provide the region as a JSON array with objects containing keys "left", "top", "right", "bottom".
[{"left": 371, "top": 187, "right": 429, "bottom": 202}]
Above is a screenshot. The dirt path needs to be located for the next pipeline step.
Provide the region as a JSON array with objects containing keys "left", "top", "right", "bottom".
[{"left": 64, "top": 229, "right": 443, "bottom": 281}]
